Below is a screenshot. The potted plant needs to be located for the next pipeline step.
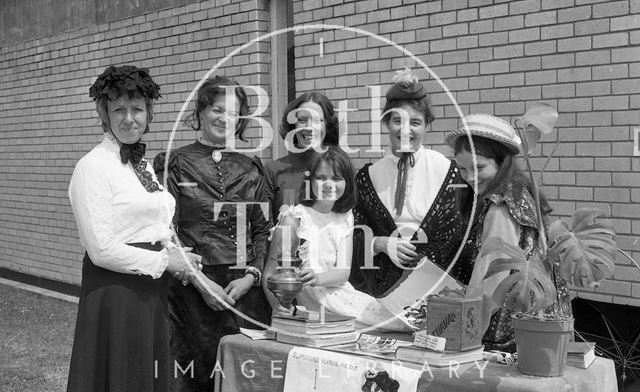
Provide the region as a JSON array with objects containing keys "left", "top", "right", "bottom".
[{"left": 479, "top": 104, "right": 619, "bottom": 377}]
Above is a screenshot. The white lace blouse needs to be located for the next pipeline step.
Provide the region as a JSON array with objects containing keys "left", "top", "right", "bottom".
[{"left": 68, "top": 134, "right": 176, "bottom": 278}]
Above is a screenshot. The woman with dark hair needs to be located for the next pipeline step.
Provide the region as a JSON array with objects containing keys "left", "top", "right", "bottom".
[
  {"left": 349, "top": 69, "right": 466, "bottom": 323},
  {"left": 67, "top": 65, "right": 201, "bottom": 392},
  {"left": 154, "top": 75, "right": 272, "bottom": 391},
  {"left": 264, "top": 92, "right": 339, "bottom": 221},
  {"left": 446, "top": 113, "right": 571, "bottom": 352},
  {"left": 263, "top": 146, "right": 411, "bottom": 330}
]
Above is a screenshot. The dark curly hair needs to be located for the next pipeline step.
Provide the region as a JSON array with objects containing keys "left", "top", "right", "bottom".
[
  {"left": 279, "top": 92, "right": 339, "bottom": 147},
  {"left": 185, "top": 75, "right": 250, "bottom": 141}
]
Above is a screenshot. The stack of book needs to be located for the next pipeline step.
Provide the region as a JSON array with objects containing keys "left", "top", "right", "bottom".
[
  {"left": 566, "top": 341, "right": 596, "bottom": 369},
  {"left": 271, "top": 308, "right": 359, "bottom": 348},
  {"left": 395, "top": 345, "right": 485, "bottom": 367}
]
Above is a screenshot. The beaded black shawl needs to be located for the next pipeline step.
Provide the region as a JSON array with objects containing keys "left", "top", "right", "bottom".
[{"left": 349, "top": 161, "right": 471, "bottom": 298}]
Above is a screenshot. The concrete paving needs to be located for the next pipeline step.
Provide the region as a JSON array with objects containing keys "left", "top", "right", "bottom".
[{"left": 0, "top": 277, "right": 79, "bottom": 304}]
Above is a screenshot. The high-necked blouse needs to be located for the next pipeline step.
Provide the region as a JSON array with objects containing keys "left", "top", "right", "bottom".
[{"left": 69, "top": 134, "right": 175, "bottom": 279}]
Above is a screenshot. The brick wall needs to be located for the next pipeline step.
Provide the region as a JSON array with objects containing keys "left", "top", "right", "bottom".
[
  {"left": 291, "top": 0, "right": 640, "bottom": 305},
  {"left": 0, "top": 0, "right": 271, "bottom": 285},
  {"left": 1, "top": 0, "right": 639, "bottom": 305}
]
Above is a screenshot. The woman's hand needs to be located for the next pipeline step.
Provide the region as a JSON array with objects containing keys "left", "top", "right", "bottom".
[
  {"left": 224, "top": 275, "right": 254, "bottom": 301},
  {"left": 166, "top": 246, "right": 202, "bottom": 284},
  {"left": 373, "top": 237, "right": 419, "bottom": 266},
  {"left": 195, "top": 277, "right": 236, "bottom": 311},
  {"left": 299, "top": 267, "right": 319, "bottom": 286}
]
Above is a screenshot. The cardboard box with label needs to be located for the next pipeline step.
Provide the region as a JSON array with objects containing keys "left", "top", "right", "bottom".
[{"left": 426, "top": 292, "right": 483, "bottom": 351}]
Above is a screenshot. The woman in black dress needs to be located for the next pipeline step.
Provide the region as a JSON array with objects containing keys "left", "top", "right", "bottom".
[{"left": 154, "top": 75, "right": 272, "bottom": 391}]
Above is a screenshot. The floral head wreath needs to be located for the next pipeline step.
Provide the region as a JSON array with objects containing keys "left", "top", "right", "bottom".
[
  {"left": 89, "top": 65, "right": 161, "bottom": 101},
  {"left": 385, "top": 67, "right": 427, "bottom": 101}
]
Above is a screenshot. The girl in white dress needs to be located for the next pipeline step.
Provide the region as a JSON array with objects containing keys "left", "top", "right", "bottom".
[{"left": 263, "top": 146, "right": 412, "bottom": 331}]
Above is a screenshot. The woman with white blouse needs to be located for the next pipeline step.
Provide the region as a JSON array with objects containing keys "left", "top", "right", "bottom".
[
  {"left": 349, "top": 69, "right": 467, "bottom": 324},
  {"left": 66, "top": 65, "right": 201, "bottom": 392}
]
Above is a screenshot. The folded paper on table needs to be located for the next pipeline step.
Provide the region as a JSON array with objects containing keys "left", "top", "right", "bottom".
[
  {"left": 377, "top": 256, "right": 464, "bottom": 322},
  {"left": 239, "top": 328, "right": 275, "bottom": 340}
]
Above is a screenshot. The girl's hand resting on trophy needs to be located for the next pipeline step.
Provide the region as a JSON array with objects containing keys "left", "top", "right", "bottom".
[{"left": 299, "top": 267, "right": 319, "bottom": 287}]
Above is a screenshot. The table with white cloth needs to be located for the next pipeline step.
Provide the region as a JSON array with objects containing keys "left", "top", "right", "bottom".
[{"left": 214, "top": 334, "right": 618, "bottom": 392}]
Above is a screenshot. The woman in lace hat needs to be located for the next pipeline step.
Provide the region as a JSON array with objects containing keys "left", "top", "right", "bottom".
[
  {"left": 154, "top": 75, "right": 272, "bottom": 391},
  {"left": 446, "top": 113, "right": 571, "bottom": 352},
  {"left": 349, "top": 68, "right": 467, "bottom": 325},
  {"left": 67, "top": 65, "right": 201, "bottom": 392}
]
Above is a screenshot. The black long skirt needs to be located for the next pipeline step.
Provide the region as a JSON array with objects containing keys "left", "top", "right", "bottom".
[
  {"left": 67, "top": 243, "right": 170, "bottom": 392},
  {"left": 168, "top": 264, "right": 271, "bottom": 392}
]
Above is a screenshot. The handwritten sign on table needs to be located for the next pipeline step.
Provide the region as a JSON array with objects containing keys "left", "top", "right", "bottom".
[{"left": 284, "top": 346, "right": 420, "bottom": 392}]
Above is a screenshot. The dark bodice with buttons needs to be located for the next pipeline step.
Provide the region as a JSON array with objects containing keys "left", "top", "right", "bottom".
[{"left": 154, "top": 141, "right": 272, "bottom": 270}]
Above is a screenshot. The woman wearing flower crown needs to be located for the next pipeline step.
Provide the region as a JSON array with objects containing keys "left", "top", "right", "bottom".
[
  {"left": 67, "top": 65, "right": 201, "bottom": 392},
  {"left": 446, "top": 113, "right": 572, "bottom": 352},
  {"left": 349, "top": 68, "right": 467, "bottom": 322},
  {"left": 154, "top": 76, "right": 272, "bottom": 391}
]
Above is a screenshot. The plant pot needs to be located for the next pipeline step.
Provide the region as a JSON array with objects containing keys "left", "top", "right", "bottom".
[{"left": 511, "top": 315, "right": 574, "bottom": 377}]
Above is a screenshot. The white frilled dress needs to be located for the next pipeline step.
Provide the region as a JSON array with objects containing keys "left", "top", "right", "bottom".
[{"left": 279, "top": 204, "right": 412, "bottom": 331}]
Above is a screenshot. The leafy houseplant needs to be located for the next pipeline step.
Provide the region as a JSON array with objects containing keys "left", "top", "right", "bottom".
[{"left": 479, "top": 104, "right": 620, "bottom": 377}]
